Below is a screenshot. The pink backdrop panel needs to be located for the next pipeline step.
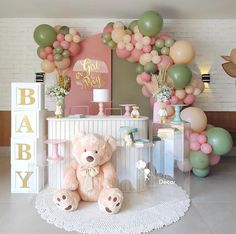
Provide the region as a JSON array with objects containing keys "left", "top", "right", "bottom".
[{"left": 65, "top": 33, "right": 111, "bottom": 116}]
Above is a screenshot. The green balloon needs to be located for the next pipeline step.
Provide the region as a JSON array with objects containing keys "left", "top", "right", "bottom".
[
  {"left": 101, "top": 37, "right": 108, "bottom": 44},
  {"left": 55, "top": 46, "right": 63, "bottom": 54},
  {"left": 62, "top": 50, "right": 71, "bottom": 57},
  {"left": 155, "top": 39, "right": 165, "bottom": 49},
  {"left": 53, "top": 48, "right": 58, "bottom": 55},
  {"left": 161, "top": 47, "right": 170, "bottom": 55},
  {"left": 59, "top": 26, "right": 69, "bottom": 35},
  {"left": 128, "top": 20, "right": 138, "bottom": 32},
  {"left": 33, "top": 24, "right": 57, "bottom": 47},
  {"left": 167, "top": 64, "right": 192, "bottom": 88},
  {"left": 37, "top": 46, "right": 44, "bottom": 58},
  {"left": 144, "top": 62, "right": 157, "bottom": 74},
  {"left": 107, "top": 40, "right": 116, "bottom": 49},
  {"left": 190, "top": 151, "right": 209, "bottom": 169},
  {"left": 206, "top": 127, "right": 233, "bottom": 155},
  {"left": 138, "top": 11, "right": 163, "bottom": 36},
  {"left": 192, "top": 167, "right": 210, "bottom": 177},
  {"left": 54, "top": 54, "right": 63, "bottom": 62},
  {"left": 102, "top": 32, "right": 111, "bottom": 41},
  {"left": 165, "top": 38, "right": 175, "bottom": 48},
  {"left": 136, "top": 64, "right": 144, "bottom": 74},
  {"left": 107, "top": 22, "right": 114, "bottom": 27}
]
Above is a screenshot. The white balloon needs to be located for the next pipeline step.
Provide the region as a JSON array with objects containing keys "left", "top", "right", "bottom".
[{"left": 177, "top": 158, "right": 192, "bottom": 172}]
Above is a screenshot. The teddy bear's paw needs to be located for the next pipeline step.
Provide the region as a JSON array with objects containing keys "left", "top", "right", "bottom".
[
  {"left": 53, "top": 189, "right": 80, "bottom": 212},
  {"left": 98, "top": 188, "right": 124, "bottom": 214}
]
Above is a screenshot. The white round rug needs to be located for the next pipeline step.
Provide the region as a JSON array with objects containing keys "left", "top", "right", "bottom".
[{"left": 35, "top": 184, "right": 190, "bottom": 234}]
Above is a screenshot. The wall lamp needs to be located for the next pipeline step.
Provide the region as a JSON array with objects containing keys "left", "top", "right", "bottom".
[{"left": 201, "top": 73, "right": 210, "bottom": 83}]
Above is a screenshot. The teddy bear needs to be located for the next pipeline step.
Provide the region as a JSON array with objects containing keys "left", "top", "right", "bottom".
[{"left": 53, "top": 132, "right": 123, "bottom": 214}]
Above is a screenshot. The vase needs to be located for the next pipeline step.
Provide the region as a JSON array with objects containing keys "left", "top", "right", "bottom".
[{"left": 55, "top": 97, "right": 64, "bottom": 118}]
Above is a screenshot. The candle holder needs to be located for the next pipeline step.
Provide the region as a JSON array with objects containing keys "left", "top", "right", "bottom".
[{"left": 171, "top": 104, "right": 186, "bottom": 124}]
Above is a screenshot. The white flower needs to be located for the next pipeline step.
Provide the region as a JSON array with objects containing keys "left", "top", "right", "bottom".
[{"left": 136, "top": 160, "right": 147, "bottom": 170}]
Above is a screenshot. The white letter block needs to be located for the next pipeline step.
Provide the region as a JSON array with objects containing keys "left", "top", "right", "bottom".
[
  {"left": 11, "top": 138, "right": 46, "bottom": 165},
  {"left": 11, "top": 83, "right": 44, "bottom": 111},
  {"left": 11, "top": 163, "right": 44, "bottom": 193},
  {"left": 11, "top": 110, "right": 45, "bottom": 138}
]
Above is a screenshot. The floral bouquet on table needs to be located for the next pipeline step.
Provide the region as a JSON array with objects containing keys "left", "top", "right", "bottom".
[{"left": 47, "top": 74, "right": 71, "bottom": 118}]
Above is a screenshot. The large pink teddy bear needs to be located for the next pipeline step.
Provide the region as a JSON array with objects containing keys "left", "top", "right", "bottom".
[{"left": 53, "top": 132, "right": 123, "bottom": 214}]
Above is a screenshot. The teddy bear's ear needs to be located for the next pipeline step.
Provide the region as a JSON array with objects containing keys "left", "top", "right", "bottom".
[
  {"left": 105, "top": 136, "right": 116, "bottom": 152},
  {"left": 72, "top": 132, "right": 86, "bottom": 144}
]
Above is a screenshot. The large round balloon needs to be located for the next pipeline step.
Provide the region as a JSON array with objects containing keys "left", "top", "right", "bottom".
[
  {"left": 138, "top": 11, "right": 163, "bottom": 36},
  {"left": 181, "top": 107, "right": 207, "bottom": 133},
  {"left": 34, "top": 24, "right": 57, "bottom": 47},
  {"left": 206, "top": 127, "right": 233, "bottom": 155},
  {"left": 192, "top": 167, "right": 210, "bottom": 177},
  {"left": 190, "top": 151, "right": 209, "bottom": 169},
  {"left": 167, "top": 64, "right": 192, "bottom": 88},
  {"left": 169, "top": 40, "right": 195, "bottom": 64}
]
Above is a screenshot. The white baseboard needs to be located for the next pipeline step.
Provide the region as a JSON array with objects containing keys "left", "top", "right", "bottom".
[{"left": 0, "top": 147, "right": 10, "bottom": 157}]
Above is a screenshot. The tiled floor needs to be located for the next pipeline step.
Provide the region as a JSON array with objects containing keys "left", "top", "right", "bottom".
[{"left": 0, "top": 156, "right": 236, "bottom": 234}]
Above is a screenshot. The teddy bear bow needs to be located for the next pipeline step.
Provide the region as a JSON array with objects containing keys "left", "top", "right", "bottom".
[{"left": 80, "top": 166, "right": 99, "bottom": 192}]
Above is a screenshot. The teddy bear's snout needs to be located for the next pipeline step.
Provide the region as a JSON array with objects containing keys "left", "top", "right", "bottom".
[{"left": 86, "top": 156, "right": 94, "bottom": 162}]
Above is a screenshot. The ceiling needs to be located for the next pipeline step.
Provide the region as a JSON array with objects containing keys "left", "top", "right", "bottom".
[{"left": 0, "top": 0, "right": 236, "bottom": 19}]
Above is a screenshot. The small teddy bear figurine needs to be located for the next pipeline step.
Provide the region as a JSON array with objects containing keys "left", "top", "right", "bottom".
[
  {"left": 131, "top": 105, "right": 140, "bottom": 118},
  {"left": 53, "top": 132, "right": 124, "bottom": 214},
  {"left": 158, "top": 103, "right": 168, "bottom": 124}
]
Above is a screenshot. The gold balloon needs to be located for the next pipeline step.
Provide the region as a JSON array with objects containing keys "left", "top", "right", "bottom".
[{"left": 170, "top": 40, "right": 195, "bottom": 64}]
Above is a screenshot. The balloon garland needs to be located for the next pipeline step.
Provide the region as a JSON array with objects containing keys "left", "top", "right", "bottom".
[
  {"left": 101, "top": 10, "right": 233, "bottom": 177},
  {"left": 34, "top": 24, "right": 81, "bottom": 73}
]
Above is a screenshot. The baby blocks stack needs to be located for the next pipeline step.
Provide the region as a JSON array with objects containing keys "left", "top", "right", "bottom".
[{"left": 11, "top": 83, "right": 46, "bottom": 193}]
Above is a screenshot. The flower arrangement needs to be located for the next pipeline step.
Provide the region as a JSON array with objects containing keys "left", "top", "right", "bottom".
[
  {"left": 152, "top": 68, "right": 173, "bottom": 102},
  {"left": 47, "top": 74, "right": 71, "bottom": 99},
  {"left": 154, "top": 84, "right": 172, "bottom": 102}
]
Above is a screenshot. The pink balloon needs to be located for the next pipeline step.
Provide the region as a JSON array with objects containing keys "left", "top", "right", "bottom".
[
  {"left": 39, "top": 50, "right": 47, "bottom": 59},
  {"left": 190, "top": 132, "right": 199, "bottom": 142},
  {"left": 143, "top": 45, "right": 152, "bottom": 53},
  {"left": 116, "top": 48, "right": 131, "bottom": 59},
  {"left": 60, "top": 40, "right": 70, "bottom": 50},
  {"left": 184, "top": 94, "right": 196, "bottom": 105},
  {"left": 209, "top": 154, "right": 221, "bottom": 166},
  {"left": 57, "top": 33, "right": 65, "bottom": 42},
  {"left": 47, "top": 54, "right": 54, "bottom": 62},
  {"left": 103, "top": 25, "right": 113, "bottom": 33},
  {"left": 157, "top": 55, "right": 173, "bottom": 70},
  {"left": 201, "top": 143, "right": 212, "bottom": 154},
  {"left": 44, "top": 46, "right": 52, "bottom": 55},
  {"left": 69, "top": 42, "right": 81, "bottom": 56},
  {"left": 140, "top": 72, "right": 151, "bottom": 82},
  {"left": 197, "top": 134, "right": 207, "bottom": 144},
  {"left": 170, "top": 95, "right": 179, "bottom": 104},
  {"left": 142, "top": 85, "right": 152, "bottom": 97},
  {"left": 190, "top": 141, "right": 201, "bottom": 151},
  {"left": 53, "top": 40, "right": 60, "bottom": 48},
  {"left": 159, "top": 34, "right": 169, "bottom": 40},
  {"left": 131, "top": 49, "right": 143, "bottom": 62}
]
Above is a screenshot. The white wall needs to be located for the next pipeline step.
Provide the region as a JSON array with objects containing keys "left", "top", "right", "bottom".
[{"left": 0, "top": 18, "right": 236, "bottom": 111}]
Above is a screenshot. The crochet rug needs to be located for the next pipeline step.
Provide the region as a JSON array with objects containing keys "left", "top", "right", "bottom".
[{"left": 35, "top": 184, "right": 190, "bottom": 234}]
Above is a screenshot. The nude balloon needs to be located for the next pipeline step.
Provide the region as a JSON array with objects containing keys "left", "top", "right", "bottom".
[
  {"left": 181, "top": 107, "right": 207, "bottom": 133},
  {"left": 169, "top": 40, "right": 195, "bottom": 64},
  {"left": 175, "top": 89, "right": 186, "bottom": 100}
]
